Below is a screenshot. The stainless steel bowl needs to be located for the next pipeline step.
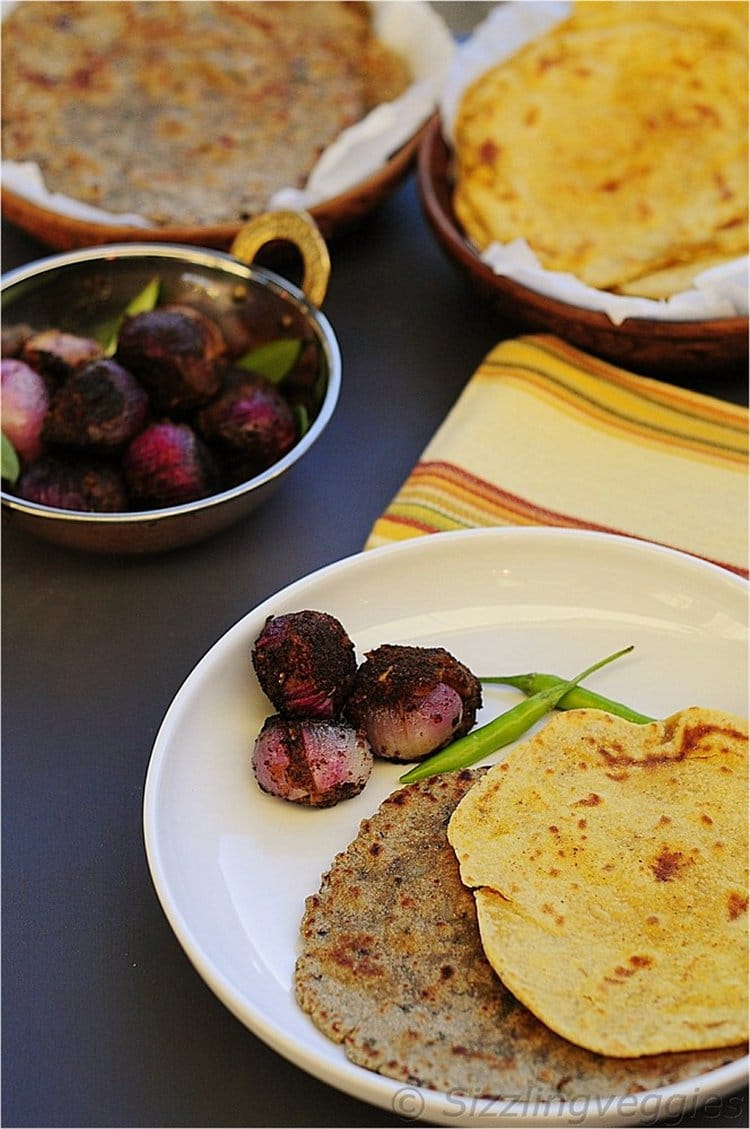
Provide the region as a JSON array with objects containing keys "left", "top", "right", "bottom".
[{"left": 1, "top": 211, "right": 341, "bottom": 553}]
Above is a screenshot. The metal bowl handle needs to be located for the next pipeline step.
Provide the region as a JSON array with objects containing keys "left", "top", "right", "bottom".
[{"left": 229, "top": 210, "right": 331, "bottom": 308}]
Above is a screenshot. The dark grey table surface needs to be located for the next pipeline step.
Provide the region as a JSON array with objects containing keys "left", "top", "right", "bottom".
[{"left": 2, "top": 121, "right": 748, "bottom": 1129}]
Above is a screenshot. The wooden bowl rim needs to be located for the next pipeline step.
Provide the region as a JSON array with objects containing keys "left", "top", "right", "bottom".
[{"left": 2, "top": 124, "right": 427, "bottom": 251}]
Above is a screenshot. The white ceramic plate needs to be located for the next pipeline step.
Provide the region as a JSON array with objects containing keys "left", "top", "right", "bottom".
[{"left": 143, "top": 528, "right": 749, "bottom": 1126}]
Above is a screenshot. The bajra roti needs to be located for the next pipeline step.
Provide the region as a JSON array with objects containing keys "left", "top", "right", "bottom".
[
  {"left": 452, "top": 1, "right": 748, "bottom": 296},
  {"left": 295, "top": 768, "right": 744, "bottom": 1099},
  {"left": 448, "top": 708, "right": 749, "bottom": 1059},
  {"left": 1, "top": 1, "right": 410, "bottom": 227}
]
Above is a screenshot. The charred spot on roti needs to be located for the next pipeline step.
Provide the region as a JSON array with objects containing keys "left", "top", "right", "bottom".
[
  {"left": 728, "top": 893, "right": 748, "bottom": 921},
  {"left": 604, "top": 954, "right": 654, "bottom": 985},
  {"left": 649, "top": 846, "right": 694, "bottom": 883},
  {"left": 575, "top": 792, "right": 602, "bottom": 806}
]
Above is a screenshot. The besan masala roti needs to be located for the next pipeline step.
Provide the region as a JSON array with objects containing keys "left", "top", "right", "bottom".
[
  {"left": 448, "top": 707, "right": 749, "bottom": 1059},
  {"left": 295, "top": 767, "right": 744, "bottom": 1099},
  {"left": 1, "top": 1, "right": 410, "bottom": 228},
  {"left": 452, "top": 1, "right": 748, "bottom": 296}
]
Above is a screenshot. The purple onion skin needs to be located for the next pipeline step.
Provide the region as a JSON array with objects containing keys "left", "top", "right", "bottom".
[
  {"left": 124, "top": 420, "right": 218, "bottom": 507},
  {"left": 252, "top": 611, "right": 357, "bottom": 720},
  {"left": 1, "top": 358, "right": 50, "bottom": 463},
  {"left": 252, "top": 715, "right": 373, "bottom": 807},
  {"left": 116, "top": 305, "right": 226, "bottom": 412},
  {"left": 197, "top": 375, "right": 297, "bottom": 469},
  {"left": 21, "top": 330, "right": 104, "bottom": 387},
  {"left": 362, "top": 682, "right": 465, "bottom": 762},
  {"left": 18, "top": 455, "right": 128, "bottom": 512},
  {"left": 42, "top": 359, "right": 148, "bottom": 450},
  {"left": 345, "top": 644, "right": 482, "bottom": 763}
]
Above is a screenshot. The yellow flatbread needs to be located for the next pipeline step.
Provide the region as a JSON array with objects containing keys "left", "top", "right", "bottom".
[
  {"left": 448, "top": 707, "right": 749, "bottom": 1057},
  {"left": 452, "top": 2, "right": 748, "bottom": 294}
]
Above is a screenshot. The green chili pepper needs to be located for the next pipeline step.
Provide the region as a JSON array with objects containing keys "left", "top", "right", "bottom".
[
  {"left": 480, "top": 672, "right": 654, "bottom": 724},
  {"left": 399, "top": 645, "right": 634, "bottom": 784}
]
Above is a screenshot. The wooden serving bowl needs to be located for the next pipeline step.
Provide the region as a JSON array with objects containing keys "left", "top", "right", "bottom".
[
  {"left": 417, "top": 117, "right": 749, "bottom": 376},
  {"left": 2, "top": 126, "right": 427, "bottom": 253}
]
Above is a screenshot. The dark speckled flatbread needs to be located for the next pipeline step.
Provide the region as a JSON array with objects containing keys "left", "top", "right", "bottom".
[
  {"left": 294, "top": 769, "right": 745, "bottom": 1100},
  {"left": 2, "top": 1, "right": 410, "bottom": 227}
]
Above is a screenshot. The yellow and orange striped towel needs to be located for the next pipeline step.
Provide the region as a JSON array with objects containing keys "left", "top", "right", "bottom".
[{"left": 366, "top": 335, "right": 748, "bottom": 577}]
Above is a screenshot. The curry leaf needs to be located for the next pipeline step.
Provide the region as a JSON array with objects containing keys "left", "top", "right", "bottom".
[
  {"left": 236, "top": 338, "right": 303, "bottom": 383},
  {"left": 294, "top": 403, "right": 310, "bottom": 438},
  {"left": 1, "top": 432, "right": 21, "bottom": 484}
]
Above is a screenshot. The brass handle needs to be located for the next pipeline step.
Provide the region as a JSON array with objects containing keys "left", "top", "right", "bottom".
[{"left": 230, "top": 210, "right": 331, "bottom": 308}]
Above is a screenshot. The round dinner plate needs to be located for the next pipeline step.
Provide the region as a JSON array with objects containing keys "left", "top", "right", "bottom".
[{"left": 143, "top": 527, "right": 749, "bottom": 1126}]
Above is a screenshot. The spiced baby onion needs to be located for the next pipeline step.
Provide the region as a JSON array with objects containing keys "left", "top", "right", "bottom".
[{"left": 399, "top": 645, "right": 634, "bottom": 783}]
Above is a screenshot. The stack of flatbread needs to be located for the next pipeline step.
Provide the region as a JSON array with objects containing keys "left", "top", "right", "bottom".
[
  {"left": 296, "top": 706, "right": 748, "bottom": 1098},
  {"left": 452, "top": 1, "right": 748, "bottom": 298}
]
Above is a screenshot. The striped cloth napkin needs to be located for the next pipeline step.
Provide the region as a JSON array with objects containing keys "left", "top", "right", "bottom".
[{"left": 365, "top": 335, "right": 748, "bottom": 577}]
